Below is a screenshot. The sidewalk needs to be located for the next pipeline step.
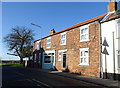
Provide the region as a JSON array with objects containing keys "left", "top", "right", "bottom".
[
  {"left": 49, "top": 71, "right": 120, "bottom": 87},
  {"left": 26, "top": 67, "right": 120, "bottom": 87}
]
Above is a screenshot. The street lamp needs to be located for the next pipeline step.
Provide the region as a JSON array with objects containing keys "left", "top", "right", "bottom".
[
  {"left": 31, "top": 23, "right": 42, "bottom": 39},
  {"left": 31, "top": 23, "right": 42, "bottom": 68}
]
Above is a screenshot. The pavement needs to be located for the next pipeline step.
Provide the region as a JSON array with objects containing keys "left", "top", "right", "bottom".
[{"left": 28, "top": 67, "right": 120, "bottom": 88}]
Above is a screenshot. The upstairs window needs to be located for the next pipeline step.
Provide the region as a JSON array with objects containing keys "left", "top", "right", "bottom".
[
  {"left": 46, "top": 37, "right": 51, "bottom": 48},
  {"left": 117, "top": 20, "right": 120, "bottom": 39},
  {"left": 37, "top": 41, "right": 41, "bottom": 50},
  {"left": 60, "top": 32, "right": 66, "bottom": 45},
  {"left": 117, "top": 50, "right": 120, "bottom": 68},
  {"left": 80, "top": 48, "right": 89, "bottom": 65},
  {"left": 80, "top": 25, "right": 89, "bottom": 42}
]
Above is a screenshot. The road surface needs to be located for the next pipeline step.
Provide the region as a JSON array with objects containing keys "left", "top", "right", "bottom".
[{"left": 2, "top": 66, "right": 107, "bottom": 88}]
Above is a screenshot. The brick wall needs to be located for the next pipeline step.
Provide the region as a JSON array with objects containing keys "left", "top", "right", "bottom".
[{"left": 33, "top": 21, "right": 100, "bottom": 77}]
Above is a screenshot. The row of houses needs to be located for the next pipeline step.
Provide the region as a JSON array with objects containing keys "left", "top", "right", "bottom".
[{"left": 30, "top": 0, "right": 120, "bottom": 80}]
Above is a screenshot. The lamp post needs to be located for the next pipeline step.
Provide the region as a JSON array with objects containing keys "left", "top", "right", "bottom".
[
  {"left": 31, "top": 23, "right": 42, "bottom": 68},
  {"left": 31, "top": 23, "right": 42, "bottom": 39}
]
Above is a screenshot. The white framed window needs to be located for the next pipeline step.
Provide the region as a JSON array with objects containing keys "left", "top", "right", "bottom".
[
  {"left": 80, "top": 48, "right": 89, "bottom": 65},
  {"left": 46, "top": 37, "right": 51, "bottom": 48},
  {"left": 58, "top": 49, "right": 67, "bottom": 61},
  {"left": 37, "top": 41, "right": 41, "bottom": 50},
  {"left": 117, "top": 50, "right": 120, "bottom": 68},
  {"left": 117, "top": 19, "right": 120, "bottom": 39},
  {"left": 43, "top": 52, "right": 54, "bottom": 63},
  {"left": 80, "top": 25, "right": 89, "bottom": 42},
  {"left": 34, "top": 54, "right": 37, "bottom": 63},
  {"left": 58, "top": 52, "right": 62, "bottom": 61},
  {"left": 60, "top": 32, "right": 66, "bottom": 45},
  {"left": 38, "top": 53, "right": 41, "bottom": 63}
]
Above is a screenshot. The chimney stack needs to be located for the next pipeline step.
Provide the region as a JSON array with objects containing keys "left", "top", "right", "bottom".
[
  {"left": 50, "top": 29, "right": 55, "bottom": 35},
  {"left": 108, "top": 0, "right": 117, "bottom": 12}
]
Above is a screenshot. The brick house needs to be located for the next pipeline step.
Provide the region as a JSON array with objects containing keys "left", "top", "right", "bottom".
[{"left": 31, "top": 1, "right": 120, "bottom": 79}]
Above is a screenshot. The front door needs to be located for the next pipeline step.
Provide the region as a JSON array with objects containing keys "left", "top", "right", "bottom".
[{"left": 63, "top": 53, "right": 66, "bottom": 68}]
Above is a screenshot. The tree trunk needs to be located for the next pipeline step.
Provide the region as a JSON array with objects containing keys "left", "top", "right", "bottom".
[
  {"left": 28, "top": 56, "right": 30, "bottom": 61},
  {"left": 20, "top": 57, "right": 23, "bottom": 64}
]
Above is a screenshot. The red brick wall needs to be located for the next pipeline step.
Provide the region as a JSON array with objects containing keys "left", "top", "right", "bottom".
[
  {"left": 33, "top": 21, "right": 100, "bottom": 77},
  {"left": 108, "top": 1, "right": 117, "bottom": 12}
]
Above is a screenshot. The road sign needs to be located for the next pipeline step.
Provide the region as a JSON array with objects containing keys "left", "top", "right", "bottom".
[
  {"left": 103, "top": 47, "right": 109, "bottom": 55},
  {"left": 103, "top": 38, "right": 109, "bottom": 47}
]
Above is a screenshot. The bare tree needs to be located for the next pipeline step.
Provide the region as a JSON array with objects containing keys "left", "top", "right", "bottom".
[{"left": 4, "top": 26, "right": 34, "bottom": 64}]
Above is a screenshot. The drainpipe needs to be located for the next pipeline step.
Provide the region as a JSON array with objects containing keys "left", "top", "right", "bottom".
[
  {"left": 99, "top": 22, "right": 103, "bottom": 78},
  {"left": 113, "top": 31, "right": 116, "bottom": 80}
]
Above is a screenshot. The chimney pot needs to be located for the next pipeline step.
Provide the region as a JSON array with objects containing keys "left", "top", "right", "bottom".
[
  {"left": 50, "top": 29, "right": 55, "bottom": 35},
  {"left": 108, "top": 0, "right": 117, "bottom": 12}
]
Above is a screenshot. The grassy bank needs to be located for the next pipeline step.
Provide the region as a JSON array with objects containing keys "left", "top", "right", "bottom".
[{"left": 0, "top": 63, "right": 23, "bottom": 67}]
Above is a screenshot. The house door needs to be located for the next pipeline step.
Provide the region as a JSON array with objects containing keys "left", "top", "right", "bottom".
[{"left": 63, "top": 53, "right": 66, "bottom": 68}]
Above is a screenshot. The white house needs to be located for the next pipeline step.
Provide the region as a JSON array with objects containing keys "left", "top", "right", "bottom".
[{"left": 101, "top": 0, "right": 120, "bottom": 80}]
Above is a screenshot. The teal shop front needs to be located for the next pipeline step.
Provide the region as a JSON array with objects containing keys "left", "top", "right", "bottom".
[{"left": 42, "top": 50, "right": 55, "bottom": 69}]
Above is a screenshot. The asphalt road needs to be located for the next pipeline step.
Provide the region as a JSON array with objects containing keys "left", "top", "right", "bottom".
[{"left": 2, "top": 66, "right": 107, "bottom": 88}]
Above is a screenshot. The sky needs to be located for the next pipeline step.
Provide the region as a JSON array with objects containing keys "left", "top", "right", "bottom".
[{"left": 1, "top": 1, "right": 110, "bottom": 60}]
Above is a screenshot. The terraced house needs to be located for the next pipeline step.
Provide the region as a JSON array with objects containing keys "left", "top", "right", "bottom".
[{"left": 32, "top": 1, "right": 120, "bottom": 80}]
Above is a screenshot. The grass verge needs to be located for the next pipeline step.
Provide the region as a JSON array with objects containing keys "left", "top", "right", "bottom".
[{"left": 0, "top": 63, "right": 23, "bottom": 67}]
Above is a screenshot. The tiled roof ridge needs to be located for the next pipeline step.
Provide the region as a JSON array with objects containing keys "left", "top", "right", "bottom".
[{"left": 34, "top": 13, "right": 107, "bottom": 42}]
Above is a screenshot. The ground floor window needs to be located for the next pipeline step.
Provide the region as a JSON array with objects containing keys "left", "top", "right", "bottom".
[
  {"left": 80, "top": 48, "right": 89, "bottom": 65},
  {"left": 118, "top": 50, "right": 120, "bottom": 68},
  {"left": 34, "top": 54, "right": 37, "bottom": 63},
  {"left": 44, "top": 53, "right": 54, "bottom": 63}
]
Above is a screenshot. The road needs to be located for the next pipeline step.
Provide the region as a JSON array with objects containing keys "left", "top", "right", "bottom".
[{"left": 2, "top": 66, "right": 107, "bottom": 88}]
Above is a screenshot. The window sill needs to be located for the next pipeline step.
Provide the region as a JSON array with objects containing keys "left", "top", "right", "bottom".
[
  {"left": 80, "top": 40, "right": 89, "bottom": 42},
  {"left": 117, "top": 68, "right": 120, "bottom": 70},
  {"left": 43, "top": 63, "right": 51, "bottom": 64},
  {"left": 46, "top": 47, "right": 51, "bottom": 49},
  {"left": 60, "top": 44, "right": 66, "bottom": 46}
]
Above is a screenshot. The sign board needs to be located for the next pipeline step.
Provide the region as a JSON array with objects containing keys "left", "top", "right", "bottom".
[
  {"left": 102, "top": 47, "right": 109, "bottom": 55},
  {"left": 103, "top": 38, "right": 109, "bottom": 47}
]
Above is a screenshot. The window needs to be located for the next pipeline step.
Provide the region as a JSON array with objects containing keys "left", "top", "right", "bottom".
[
  {"left": 58, "top": 52, "right": 62, "bottom": 61},
  {"left": 37, "top": 41, "right": 41, "bottom": 50},
  {"left": 117, "top": 20, "right": 120, "bottom": 39},
  {"left": 58, "top": 50, "right": 67, "bottom": 61},
  {"left": 34, "top": 54, "right": 37, "bottom": 63},
  {"left": 46, "top": 37, "right": 51, "bottom": 48},
  {"left": 44, "top": 53, "right": 54, "bottom": 63},
  {"left": 38, "top": 53, "right": 41, "bottom": 63},
  {"left": 60, "top": 32, "right": 66, "bottom": 45},
  {"left": 80, "top": 25, "right": 89, "bottom": 42},
  {"left": 118, "top": 50, "right": 120, "bottom": 68},
  {"left": 44, "top": 56, "right": 51, "bottom": 63},
  {"left": 80, "top": 48, "right": 89, "bottom": 65}
]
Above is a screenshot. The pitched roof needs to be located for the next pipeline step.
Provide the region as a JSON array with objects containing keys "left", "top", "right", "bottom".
[
  {"left": 34, "top": 13, "right": 106, "bottom": 42},
  {"left": 102, "top": 10, "right": 120, "bottom": 22}
]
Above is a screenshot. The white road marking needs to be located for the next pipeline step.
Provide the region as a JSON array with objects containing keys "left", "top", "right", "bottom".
[{"left": 32, "top": 78, "right": 52, "bottom": 88}]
